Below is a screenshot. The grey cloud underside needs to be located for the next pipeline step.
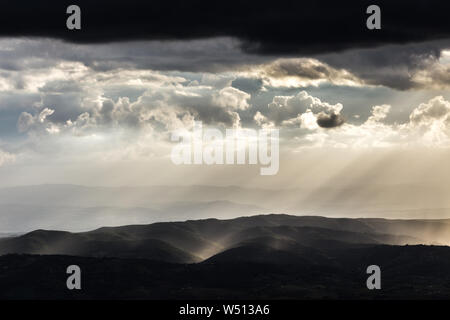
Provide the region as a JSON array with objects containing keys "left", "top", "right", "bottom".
[
  {"left": 0, "top": 38, "right": 272, "bottom": 73},
  {"left": 318, "top": 40, "right": 450, "bottom": 90},
  {"left": 1, "top": 38, "right": 449, "bottom": 91}
]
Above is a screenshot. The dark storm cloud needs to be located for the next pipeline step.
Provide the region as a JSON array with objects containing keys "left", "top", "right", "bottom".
[
  {"left": 1, "top": 0, "right": 449, "bottom": 55},
  {"left": 316, "top": 112, "right": 345, "bottom": 128}
]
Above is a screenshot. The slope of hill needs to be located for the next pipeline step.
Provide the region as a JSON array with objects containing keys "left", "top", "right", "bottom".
[{"left": 0, "top": 229, "right": 201, "bottom": 263}]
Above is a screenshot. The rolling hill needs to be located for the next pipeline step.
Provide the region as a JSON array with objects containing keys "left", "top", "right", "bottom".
[{"left": 1, "top": 214, "right": 450, "bottom": 299}]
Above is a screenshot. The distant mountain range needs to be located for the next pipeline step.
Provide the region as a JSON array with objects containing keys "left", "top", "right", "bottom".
[
  {"left": 1, "top": 214, "right": 450, "bottom": 299},
  {"left": 0, "top": 201, "right": 264, "bottom": 233},
  {"left": 0, "top": 232, "right": 22, "bottom": 239},
  {"left": 0, "top": 184, "right": 273, "bottom": 232},
  {"left": 3, "top": 184, "right": 450, "bottom": 233}
]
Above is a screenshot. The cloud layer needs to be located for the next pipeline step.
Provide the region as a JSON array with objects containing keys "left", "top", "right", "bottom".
[
  {"left": 1, "top": 0, "right": 449, "bottom": 56},
  {"left": 0, "top": 38, "right": 447, "bottom": 173}
]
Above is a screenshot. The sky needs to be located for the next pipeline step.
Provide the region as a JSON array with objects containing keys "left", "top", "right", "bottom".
[{"left": 0, "top": 1, "right": 449, "bottom": 222}]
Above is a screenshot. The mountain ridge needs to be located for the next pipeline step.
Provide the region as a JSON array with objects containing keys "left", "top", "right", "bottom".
[{"left": 1, "top": 214, "right": 449, "bottom": 263}]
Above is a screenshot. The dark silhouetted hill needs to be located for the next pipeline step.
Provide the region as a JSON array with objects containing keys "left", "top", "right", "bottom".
[
  {"left": 1, "top": 214, "right": 450, "bottom": 299},
  {"left": 0, "top": 214, "right": 432, "bottom": 262},
  {"left": 1, "top": 244, "right": 450, "bottom": 299}
]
